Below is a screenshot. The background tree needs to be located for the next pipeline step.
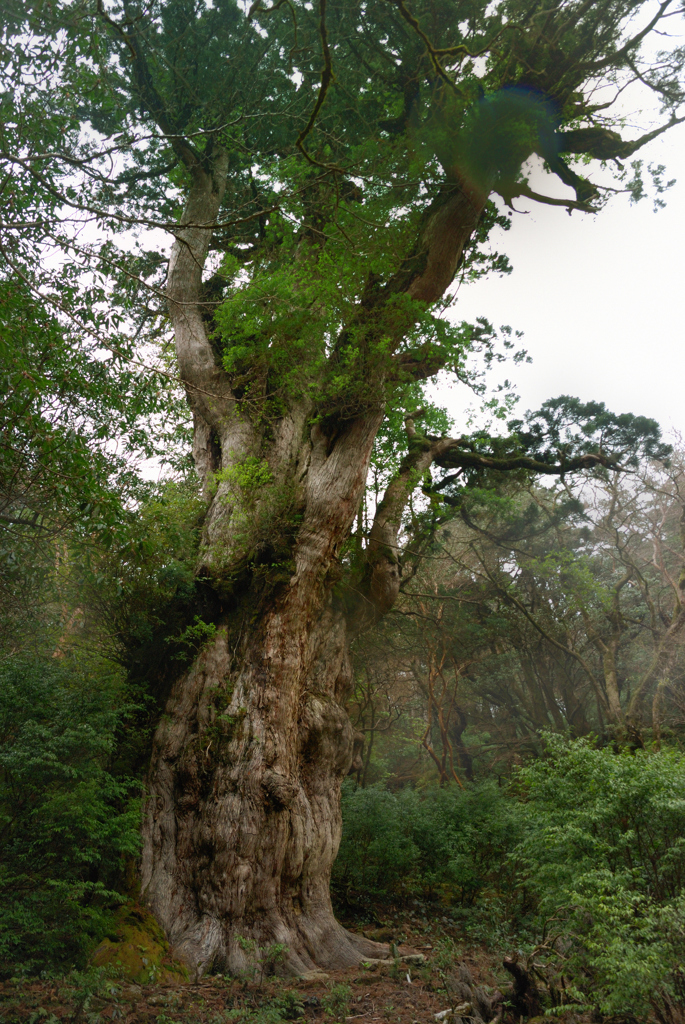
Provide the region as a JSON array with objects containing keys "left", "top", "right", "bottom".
[
  {"left": 351, "top": 441, "right": 685, "bottom": 788},
  {"left": 3, "top": 0, "right": 684, "bottom": 977}
]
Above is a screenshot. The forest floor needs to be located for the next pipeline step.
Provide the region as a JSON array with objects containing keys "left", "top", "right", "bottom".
[{"left": 0, "top": 908, "right": 576, "bottom": 1024}]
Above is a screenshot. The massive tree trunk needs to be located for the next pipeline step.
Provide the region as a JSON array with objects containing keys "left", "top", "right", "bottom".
[
  {"left": 140, "top": 145, "right": 487, "bottom": 975},
  {"left": 141, "top": 564, "right": 380, "bottom": 976},
  {"left": 140, "top": 412, "right": 386, "bottom": 976}
]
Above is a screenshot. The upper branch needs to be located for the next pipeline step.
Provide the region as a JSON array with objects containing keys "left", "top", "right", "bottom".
[
  {"left": 97, "top": 0, "right": 202, "bottom": 172},
  {"left": 95, "top": 5, "right": 237, "bottom": 425},
  {"left": 431, "top": 448, "right": 621, "bottom": 489},
  {"left": 361, "top": 416, "right": 467, "bottom": 620},
  {"left": 560, "top": 116, "right": 685, "bottom": 162},
  {"left": 166, "top": 149, "right": 235, "bottom": 428},
  {"left": 584, "top": 0, "right": 677, "bottom": 74}
]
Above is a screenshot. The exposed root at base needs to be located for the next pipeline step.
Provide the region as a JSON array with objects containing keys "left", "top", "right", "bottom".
[{"left": 169, "top": 913, "right": 390, "bottom": 979}]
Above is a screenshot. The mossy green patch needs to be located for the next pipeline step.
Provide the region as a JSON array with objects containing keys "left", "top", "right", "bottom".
[{"left": 91, "top": 904, "right": 189, "bottom": 984}]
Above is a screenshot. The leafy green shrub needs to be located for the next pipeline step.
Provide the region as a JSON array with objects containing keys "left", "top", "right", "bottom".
[
  {"left": 336, "top": 738, "right": 685, "bottom": 1016},
  {"left": 322, "top": 983, "right": 352, "bottom": 1022},
  {"left": 334, "top": 779, "right": 519, "bottom": 907},
  {"left": 403, "top": 781, "right": 521, "bottom": 903},
  {"left": 0, "top": 656, "right": 141, "bottom": 976},
  {"left": 514, "top": 735, "right": 685, "bottom": 1016},
  {"left": 220, "top": 990, "right": 308, "bottom": 1024},
  {"left": 270, "top": 988, "right": 306, "bottom": 1020},
  {"left": 334, "top": 783, "right": 420, "bottom": 892}
]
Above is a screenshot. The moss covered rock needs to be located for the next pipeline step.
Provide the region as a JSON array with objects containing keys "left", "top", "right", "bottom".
[{"left": 91, "top": 904, "right": 189, "bottom": 984}]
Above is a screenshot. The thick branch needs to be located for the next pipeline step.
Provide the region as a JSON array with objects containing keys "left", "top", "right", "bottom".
[
  {"left": 560, "top": 115, "right": 685, "bottom": 161},
  {"left": 391, "top": 348, "right": 447, "bottom": 382},
  {"left": 363, "top": 420, "right": 466, "bottom": 617},
  {"left": 500, "top": 180, "right": 597, "bottom": 213},
  {"left": 360, "top": 425, "right": 629, "bottom": 625},
  {"left": 385, "top": 180, "right": 487, "bottom": 304},
  {"left": 330, "top": 179, "right": 487, "bottom": 380},
  {"left": 325, "top": 180, "right": 487, "bottom": 427},
  {"left": 166, "top": 152, "right": 235, "bottom": 428},
  {"left": 433, "top": 448, "right": 619, "bottom": 485}
]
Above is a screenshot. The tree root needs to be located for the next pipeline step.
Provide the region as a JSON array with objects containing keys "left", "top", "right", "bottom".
[{"left": 168, "top": 912, "right": 391, "bottom": 979}]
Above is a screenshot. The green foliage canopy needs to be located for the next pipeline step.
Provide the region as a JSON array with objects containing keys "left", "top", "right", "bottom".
[{"left": 2, "top": 0, "right": 683, "bottom": 441}]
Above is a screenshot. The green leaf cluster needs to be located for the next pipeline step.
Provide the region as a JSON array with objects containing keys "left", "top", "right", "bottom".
[
  {"left": 515, "top": 736, "right": 685, "bottom": 1015},
  {"left": 335, "top": 778, "right": 520, "bottom": 905},
  {"left": 0, "top": 655, "right": 141, "bottom": 977}
]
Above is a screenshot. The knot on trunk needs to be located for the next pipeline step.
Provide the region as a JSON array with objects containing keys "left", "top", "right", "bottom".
[
  {"left": 262, "top": 768, "right": 298, "bottom": 808},
  {"left": 298, "top": 695, "right": 355, "bottom": 772}
]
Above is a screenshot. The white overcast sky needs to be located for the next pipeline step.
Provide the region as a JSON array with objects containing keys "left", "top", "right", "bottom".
[{"left": 440, "top": 122, "right": 685, "bottom": 439}]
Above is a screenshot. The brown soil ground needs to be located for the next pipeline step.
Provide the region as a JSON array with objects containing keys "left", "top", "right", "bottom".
[
  {"left": 0, "top": 956, "right": 491, "bottom": 1024},
  {"left": 0, "top": 918, "right": 578, "bottom": 1024},
  {"left": 0, "top": 923, "right": 498, "bottom": 1024}
]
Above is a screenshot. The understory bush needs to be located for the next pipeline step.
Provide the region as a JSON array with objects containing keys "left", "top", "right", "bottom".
[
  {"left": 0, "top": 656, "right": 141, "bottom": 976},
  {"left": 515, "top": 735, "right": 685, "bottom": 1016},
  {"left": 334, "top": 778, "right": 520, "bottom": 905},
  {"left": 334, "top": 736, "right": 685, "bottom": 1017}
]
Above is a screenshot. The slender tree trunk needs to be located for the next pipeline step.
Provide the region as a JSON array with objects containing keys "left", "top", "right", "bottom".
[
  {"left": 652, "top": 677, "right": 667, "bottom": 750},
  {"left": 601, "top": 645, "right": 624, "bottom": 726}
]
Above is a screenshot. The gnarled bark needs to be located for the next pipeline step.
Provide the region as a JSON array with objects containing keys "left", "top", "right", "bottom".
[
  {"left": 141, "top": 597, "right": 384, "bottom": 975},
  {"left": 141, "top": 396, "right": 386, "bottom": 975}
]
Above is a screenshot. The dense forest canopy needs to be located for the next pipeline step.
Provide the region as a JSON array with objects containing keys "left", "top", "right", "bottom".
[{"left": 2, "top": 0, "right": 685, "bottom": 1006}]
